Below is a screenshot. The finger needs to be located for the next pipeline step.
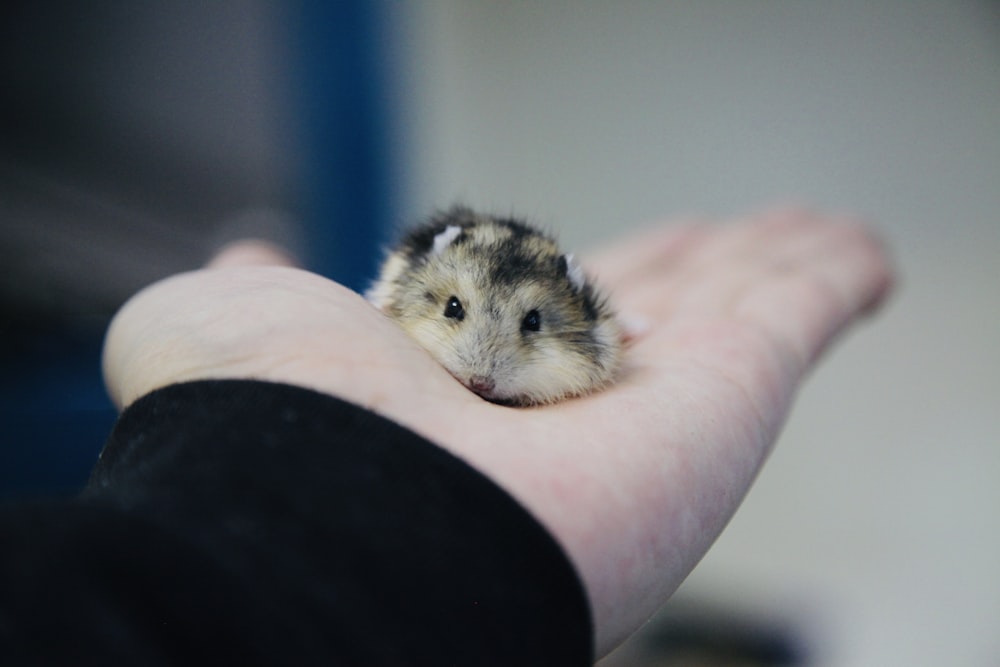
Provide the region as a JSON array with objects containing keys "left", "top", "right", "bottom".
[
  {"left": 589, "top": 210, "right": 816, "bottom": 318},
  {"left": 734, "top": 218, "right": 894, "bottom": 368},
  {"left": 613, "top": 208, "right": 892, "bottom": 325},
  {"left": 583, "top": 220, "right": 713, "bottom": 289},
  {"left": 206, "top": 239, "right": 301, "bottom": 269}
]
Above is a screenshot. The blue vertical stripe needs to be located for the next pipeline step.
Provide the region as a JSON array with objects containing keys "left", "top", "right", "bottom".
[{"left": 292, "top": 0, "right": 395, "bottom": 291}]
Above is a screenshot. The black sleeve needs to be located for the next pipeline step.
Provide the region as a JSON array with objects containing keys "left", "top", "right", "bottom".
[{"left": 0, "top": 380, "right": 593, "bottom": 665}]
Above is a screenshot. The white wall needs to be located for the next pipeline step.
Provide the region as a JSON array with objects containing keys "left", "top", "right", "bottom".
[{"left": 391, "top": 2, "right": 1000, "bottom": 664}]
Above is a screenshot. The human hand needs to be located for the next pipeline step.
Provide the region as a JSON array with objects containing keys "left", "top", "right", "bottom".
[{"left": 102, "top": 209, "right": 893, "bottom": 656}]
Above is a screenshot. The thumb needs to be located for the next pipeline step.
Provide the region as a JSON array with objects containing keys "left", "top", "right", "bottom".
[{"left": 206, "top": 239, "right": 301, "bottom": 269}]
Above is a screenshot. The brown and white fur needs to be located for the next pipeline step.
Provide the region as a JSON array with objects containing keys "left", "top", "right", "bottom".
[{"left": 366, "top": 206, "right": 622, "bottom": 406}]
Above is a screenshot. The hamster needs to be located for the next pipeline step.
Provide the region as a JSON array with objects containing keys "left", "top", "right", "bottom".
[{"left": 366, "top": 206, "right": 622, "bottom": 406}]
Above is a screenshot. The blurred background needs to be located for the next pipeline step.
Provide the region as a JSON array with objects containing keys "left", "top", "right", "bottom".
[{"left": 1, "top": 1, "right": 997, "bottom": 665}]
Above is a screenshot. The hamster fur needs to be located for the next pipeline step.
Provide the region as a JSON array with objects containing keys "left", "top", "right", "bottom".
[{"left": 366, "top": 206, "right": 622, "bottom": 406}]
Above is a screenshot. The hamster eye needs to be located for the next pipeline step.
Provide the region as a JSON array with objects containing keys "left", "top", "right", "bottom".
[
  {"left": 444, "top": 296, "right": 465, "bottom": 321},
  {"left": 521, "top": 309, "right": 541, "bottom": 333}
]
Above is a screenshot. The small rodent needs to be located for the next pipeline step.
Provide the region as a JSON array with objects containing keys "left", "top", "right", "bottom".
[{"left": 366, "top": 206, "right": 622, "bottom": 406}]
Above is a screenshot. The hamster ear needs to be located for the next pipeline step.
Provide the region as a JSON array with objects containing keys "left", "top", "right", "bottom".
[
  {"left": 560, "top": 253, "right": 587, "bottom": 292},
  {"left": 431, "top": 225, "right": 463, "bottom": 256}
]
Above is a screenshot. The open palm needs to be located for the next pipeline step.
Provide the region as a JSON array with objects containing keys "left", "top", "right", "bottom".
[{"left": 103, "top": 207, "right": 892, "bottom": 656}]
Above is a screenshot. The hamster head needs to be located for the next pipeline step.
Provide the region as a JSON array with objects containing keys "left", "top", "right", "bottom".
[{"left": 367, "top": 207, "right": 622, "bottom": 406}]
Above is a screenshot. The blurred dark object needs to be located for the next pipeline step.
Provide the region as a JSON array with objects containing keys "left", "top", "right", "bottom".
[
  {"left": 599, "top": 597, "right": 809, "bottom": 667},
  {"left": 1, "top": 1, "right": 395, "bottom": 496}
]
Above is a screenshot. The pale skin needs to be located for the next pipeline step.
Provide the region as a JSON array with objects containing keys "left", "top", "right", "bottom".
[{"left": 103, "top": 207, "right": 893, "bottom": 657}]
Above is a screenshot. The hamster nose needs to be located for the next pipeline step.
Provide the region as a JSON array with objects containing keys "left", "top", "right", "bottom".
[{"left": 467, "top": 375, "right": 496, "bottom": 397}]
